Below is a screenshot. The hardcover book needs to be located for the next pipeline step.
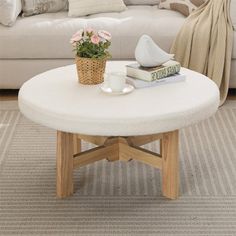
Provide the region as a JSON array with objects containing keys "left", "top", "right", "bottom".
[
  {"left": 126, "top": 60, "right": 181, "bottom": 82},
  {"left": 126, "top": 73, "right": 186, "bottom": 89}
]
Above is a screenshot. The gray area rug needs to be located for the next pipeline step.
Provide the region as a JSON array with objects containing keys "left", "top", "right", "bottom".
[{"left": 0, "top": 101, "right": 236, "bottom": 235}]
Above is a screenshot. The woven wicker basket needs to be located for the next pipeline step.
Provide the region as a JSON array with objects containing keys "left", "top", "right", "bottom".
[{"left": 75, "top": 56, "right": 106, "bottom": 85}]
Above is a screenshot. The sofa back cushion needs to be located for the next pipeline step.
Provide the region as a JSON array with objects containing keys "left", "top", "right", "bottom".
[
  {"left": 22, "top": 0, "right": 68, "bottom": 16},
  {"left": 124, "top": 0, "right": 160, "bottom": 5},
  {"left": 68, "top": 0, "right": 127, "bottom": 17},
  {"left": 159, "top": 0, "right": 205, "bottom": 16},
  {"left": 0, "top": 0, "right": 22, "bottom": 26}
]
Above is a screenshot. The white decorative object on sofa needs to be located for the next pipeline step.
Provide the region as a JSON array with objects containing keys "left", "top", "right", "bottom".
[
  {"left": 0, "top": 0, "right": 22, "bottom": 26},
  {"left": 135, "top": 35, "right": 174, "bottom": 67},
  {"left": 68, "top": 0, "right": 127, "bottom": 17}
]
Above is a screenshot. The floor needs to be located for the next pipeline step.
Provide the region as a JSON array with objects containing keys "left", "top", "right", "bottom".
[{"left": 1, "top": 89, "right": 236, "bottom": 101}]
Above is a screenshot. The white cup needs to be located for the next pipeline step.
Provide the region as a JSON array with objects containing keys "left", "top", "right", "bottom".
[{"left": 106, "top": 72, "right": 126, "bottom": 92}]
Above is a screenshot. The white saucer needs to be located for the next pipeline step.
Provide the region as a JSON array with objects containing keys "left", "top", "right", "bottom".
[{"left": 100, "top": 83, "right": 134, "bottom": 95}]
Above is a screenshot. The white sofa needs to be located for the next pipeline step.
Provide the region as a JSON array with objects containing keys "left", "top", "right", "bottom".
[{"left": 0, "top": 4, "right": 236, "bottom": 89}]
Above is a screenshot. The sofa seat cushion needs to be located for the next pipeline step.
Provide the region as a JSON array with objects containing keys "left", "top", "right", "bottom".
[{"left": 0, "top": 6, "right": 186, "bottom": 59}]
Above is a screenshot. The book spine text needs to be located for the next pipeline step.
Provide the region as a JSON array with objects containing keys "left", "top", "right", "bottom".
[{"left": 151, "top": 64, "right": 181, "bottom": 81}]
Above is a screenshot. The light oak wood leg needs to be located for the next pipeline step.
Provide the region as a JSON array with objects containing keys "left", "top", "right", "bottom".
[
  {"left": 55, "top": 132, "right": 180, "bottom": 200},
  {"left": 161, "top": 130, "right": 179, "bottom": 199},
  {"left": 56, "top": 131, "right": 74, "bottom": 198},
  {"left": 73, "top": 134, "right": 81, "bottom": 155}
]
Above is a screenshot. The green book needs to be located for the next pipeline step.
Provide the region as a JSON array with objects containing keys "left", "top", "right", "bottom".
[{"left": 126, "top": 61, "right": 181, "bottom": 82}]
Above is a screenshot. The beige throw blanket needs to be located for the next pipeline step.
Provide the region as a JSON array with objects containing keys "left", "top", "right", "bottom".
[{"left": 171, "top": 0, "right": 233, "bottom": 105}]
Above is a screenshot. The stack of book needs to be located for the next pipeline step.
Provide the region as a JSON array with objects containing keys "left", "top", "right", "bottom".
[{"left": 126, "top": 60, "right": 186, "bottom": 89}]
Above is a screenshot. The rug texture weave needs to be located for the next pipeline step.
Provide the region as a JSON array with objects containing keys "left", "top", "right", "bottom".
[{"left": 0, "top": 101, "right": 236, "bottom": 235}]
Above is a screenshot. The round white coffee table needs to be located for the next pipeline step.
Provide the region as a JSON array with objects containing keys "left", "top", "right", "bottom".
[{"left": 18, "top": 61, "right": 220, "bottom": 199}]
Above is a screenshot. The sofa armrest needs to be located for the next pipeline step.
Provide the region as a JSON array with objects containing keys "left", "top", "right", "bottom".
[{"left": 231, "top": 0, "right": 236, "bottom": 30}]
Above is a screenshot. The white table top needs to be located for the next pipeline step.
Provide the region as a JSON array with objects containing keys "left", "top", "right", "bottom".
[{"left": 18, "top": 61, "right": 220, "bottom": 136}]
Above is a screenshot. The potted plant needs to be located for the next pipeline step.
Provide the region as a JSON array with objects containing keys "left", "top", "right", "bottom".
[{"left": 70, "top": 28, "right": 112, "bottom": 85}]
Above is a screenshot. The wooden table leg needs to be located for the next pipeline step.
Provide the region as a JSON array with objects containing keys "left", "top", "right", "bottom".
[
  {"left": 55, "top": 132, "right": 180, "bottom": 199},
  {"left": 73, "top": 134, "right": 81, "bottom": 155},
  {"left": 161, "top": 130, "right": 179, "bottom": 199},
  {"left": 56, "top": 131, "right": 74, "bottom": 198}
]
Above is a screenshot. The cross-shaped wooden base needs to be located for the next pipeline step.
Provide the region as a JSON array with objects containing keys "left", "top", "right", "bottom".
[{"left": 56, "top": 130, "right": 179, "bottom": 199}]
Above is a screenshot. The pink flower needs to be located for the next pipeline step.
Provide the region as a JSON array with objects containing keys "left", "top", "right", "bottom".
[
  {"left": 74, "top": 29, "right": 83, "bottom": 38},
  {"left": 70, "top": 29, "right": 83, "bottom": 44},
  {"left": 98, "top": 30, "right": 112, "bottom": 41},
  {"left": 91, "top": 35, "right": 100, "bottom": 44},
  {"left": 70, "top": 35, "right": 82, "bottom": 44}
]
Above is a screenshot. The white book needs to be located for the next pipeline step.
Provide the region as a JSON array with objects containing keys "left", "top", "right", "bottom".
[{"left": 126, "top": 73, "right": 186, "bottom": 89}]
